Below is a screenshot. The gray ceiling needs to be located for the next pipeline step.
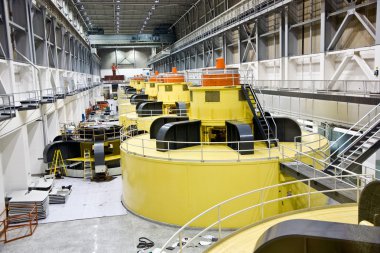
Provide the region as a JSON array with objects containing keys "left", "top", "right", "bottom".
[{"left": 78, "top": 0, "right": 198, "bottom": 35}]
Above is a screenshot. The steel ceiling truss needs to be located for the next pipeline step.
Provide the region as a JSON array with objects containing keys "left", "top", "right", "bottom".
[
  {"left": 0, "top": 0, "right": 100, "bottom": 76},
  {"left": 151, "top": 0, "right": 378, "bottom": 72}
]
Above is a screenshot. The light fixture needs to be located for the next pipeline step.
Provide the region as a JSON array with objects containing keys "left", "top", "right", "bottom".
[
  {"left": 116, "top": 0, "right": 120, "bottom": 2},
  {"left": 116, "top": 16, "right": 120, "bottom": 20},
  {"left": 116, "top": 11, "right": 120, "bottom": 16},
  {"left": 116, "top": 21, "right": 119, "bottom": 25},
  {"left": 152, "top": 5, "right": 155, "bottom": 10},
  {"left": 154, "top": 0, "right": 159, "bottom": 3},
  {"left": 116, "top": 5, "right": 120, "bottom": 10}
]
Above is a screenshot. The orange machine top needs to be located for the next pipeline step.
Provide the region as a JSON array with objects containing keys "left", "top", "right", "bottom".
[
  {"left": 162, "top": 67, "right": 185, "bottom": 83},
  {"left": 202, "top": 58, "right": 240, "bottom": 86},
  {"left": 148, "top": 71, "right": 163, "bottom": 82},
  {"left": 131, "top": 74, "right": 146, "bottom": 81}
]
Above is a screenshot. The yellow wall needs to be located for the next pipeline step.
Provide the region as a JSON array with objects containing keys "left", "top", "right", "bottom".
[
  {"left": 189, "top": 86, "right": 252, "bottom": 126},
  {"left": 121, "top": 141, "right": 330, "bottom": 228},
  {"left": 145, "top": 82, "right": 159, "bottom": 98},
  {"left": 122, "top": 153, "right": 283, "bottom": 228},
  {"left": 157, "top": 82, "right": 190, "bottom": 104}
]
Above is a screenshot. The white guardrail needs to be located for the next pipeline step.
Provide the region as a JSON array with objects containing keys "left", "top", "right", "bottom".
[{"left": 158, "top": 171, "right": 374, "bottom": 252}]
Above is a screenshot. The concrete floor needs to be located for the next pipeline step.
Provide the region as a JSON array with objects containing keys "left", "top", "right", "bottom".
[
  {"left": 0, "top": 213, "right": 224, "bottom": 253},
  {"left": 1, "top": 176, "right": 225, "bottom": 253}
]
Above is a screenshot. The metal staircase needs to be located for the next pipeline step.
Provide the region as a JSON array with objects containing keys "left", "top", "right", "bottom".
[
  {"left": 0, "top": 95, "right": 16, "bottom": 122},
  {"left": 241, "top": 83, "right": 277, "bottom": 147},
  {"left": 324, "top": 103, "right": 380, "bottom": 176}
]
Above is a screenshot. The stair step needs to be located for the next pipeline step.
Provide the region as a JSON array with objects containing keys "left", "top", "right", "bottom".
[{"left": 346, "top": 150, "right": 362, "bottom": 155}]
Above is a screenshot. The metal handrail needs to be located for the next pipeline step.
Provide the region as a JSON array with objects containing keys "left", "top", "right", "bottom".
[
  {"left": 336, "top": 128, "right": 380, "bottom": 169},
  {"left": 254, "top": 80, "right": 380, "bottom": 95},
  {"left": 252, "top": 85, "right": 278, "bottom": 140},
  {"left": 336, "top": 118, "right": 380, "bottom": 161},
  {"left": 159, "top": 172, "right": 372, "bottom": 252},
  {"left": 279, "top": 145, "right": 359, "bottom": 177},
  {"left": 240, "top": 69, "right": 278, "bottom": 140},
  {"left": 0, "top": 94, "right": 16, "bottom": 118},
  {"left": 120, "top": 128, "right": 280, "bottom": 162},
  {"left": 323, "top": 103, "right": 380, "bottom": 160}
]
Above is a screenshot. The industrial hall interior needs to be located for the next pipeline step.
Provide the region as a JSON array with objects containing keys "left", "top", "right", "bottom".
[{"left": 0, "top": 0, "right": 380, "bottom": 252}]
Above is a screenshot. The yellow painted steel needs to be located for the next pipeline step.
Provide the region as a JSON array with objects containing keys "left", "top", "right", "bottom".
[
  {"left": 121, "top": 133, "right": 330, "bottom": 228},
  {"left": 50, "top": 149, "right": 67, "bottom": 176},
  {"left": 207, "top": 205, "right": 358, "bottom": 253},
  {"left": 156, "top": 82, "right": 190, "bottom": 105},
  {"left": 120, "top": 112, "right": 160, "bottom": 132},
  {"left": 145, "top": 82, "right": 159, "bottom": 99},
  {"left": 188, "top": 86, "right": 252, "bottom": 126},
  {"left": 122, "top": 155, "right": 280, "bottom": 227},
  {"left": 66, "top": 155, "right": 120, "bottom": 162},
  {"left": 135, "top": 81, "right": 146, "bottom": 92}
]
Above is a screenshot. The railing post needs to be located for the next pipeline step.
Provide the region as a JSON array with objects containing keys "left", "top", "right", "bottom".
[
  {"left": 308, "top": 180, "right": 311, "bottom": 209},
  {"left": 142, "top": 139, "right": 145, "bottom": 156},
  {"left": 260, "top": 190, "right": 264, "bottom": 220},
  {"left": 179, "top": 231, "right": 183, "bottom": 252},
  {"left": 218, "top": 206, "right": 222, "bottom": 239},
  {"left": 356, "top": 175, "right": 360, "bottom": 203},
  {"left": 201, "top": 142, "right": 204, "bottom": 162},
  {"left": 281, "top": 146, "right": 284, "bottom": 160}
]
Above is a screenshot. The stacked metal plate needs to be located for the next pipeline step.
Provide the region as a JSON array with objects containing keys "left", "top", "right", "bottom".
[
  {"left": 49, "top": 187, "right": 72, "bottom": 204},
  {"left": 28, "top": 177, "right": 54, "bottom": 191},
  {"left": 8, "top": 190, "right": 49, "bottom": 222}
]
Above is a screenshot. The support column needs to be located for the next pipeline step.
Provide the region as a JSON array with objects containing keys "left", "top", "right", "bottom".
[
  {"left": 375, "top": 0, "right": 380, "bottom": 79},
  {"left": 0, "top": 126, "right": 32, "bottom": 194}
]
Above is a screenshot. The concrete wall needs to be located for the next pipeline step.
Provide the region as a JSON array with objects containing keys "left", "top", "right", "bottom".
[
  {"left": 98, "top": 48, "right": 152, "bottom": 76},
  {"left": 0, "top": 58, "right": 102, "bottom": 210}
]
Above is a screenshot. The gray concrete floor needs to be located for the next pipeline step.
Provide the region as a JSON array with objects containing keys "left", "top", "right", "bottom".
[
  {"left": 0, "top": 213, "right": 225, "bottom": 253},
  {"left": 1, "top": 177, "right": 228, "bottom": 252}
]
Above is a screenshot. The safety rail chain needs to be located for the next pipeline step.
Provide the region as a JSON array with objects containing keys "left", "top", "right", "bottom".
[
  {"left": 323, "top": 103, "right": 380, "bottom": 162},
  {"left": 159, "top": 173, "right": 373, "bottom": 252},
  {"left": 120, "top": 128, "right": 280, "bottom": 162}
]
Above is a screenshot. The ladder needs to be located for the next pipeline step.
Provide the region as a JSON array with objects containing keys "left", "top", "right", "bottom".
[
  {"left": 50, "top": 149, "right": 67, "bottom": 178},
  {"left": 83, "top": 149, "right": 92, "bottom": 180}
]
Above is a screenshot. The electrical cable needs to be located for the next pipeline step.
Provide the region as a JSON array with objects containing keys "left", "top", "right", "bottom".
[{"left": 136, "top": 237, "right": 154, "bottom": 251}]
